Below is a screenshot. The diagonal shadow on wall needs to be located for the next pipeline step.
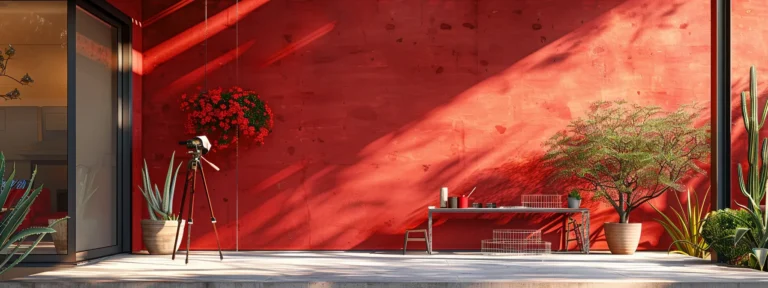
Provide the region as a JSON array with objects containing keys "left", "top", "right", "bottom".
[{"left": 137, "top": 0, "right": 706, "bottom": 251}]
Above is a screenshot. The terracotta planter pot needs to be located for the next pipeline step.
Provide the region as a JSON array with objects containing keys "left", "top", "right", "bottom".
[
  {"left": 604, "top": 222, "right": 642, "bottom": 255},
  {"left": 48, "top": 219, "right": 68, "bottom": 254},
  {"left": 141, "top": 219, "right": 185, "bottom": 255}
]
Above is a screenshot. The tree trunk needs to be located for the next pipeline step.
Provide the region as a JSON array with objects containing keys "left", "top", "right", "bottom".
[{"left": 619, "top": 212, "right": 628, "bottom": 223}]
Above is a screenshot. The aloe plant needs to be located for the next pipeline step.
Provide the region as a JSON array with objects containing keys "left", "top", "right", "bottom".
[
  {"left": 140, "top": 152, "right": 181, "bottom": 221},
  {"left": 731, "top": 180, "right": 768, "bottom": 271},
  {"left": 737, "top": 66, "right": 768, "bottom": 212},
  {"left": 650, "top": 187, "right": 710, "bottom": 259},
  {"left": 732, "top": 189, "right": 768, "bottom": 271},
  {"left": 568, "top": 189, "right": 581, "bottom": 200},
  {"left": 0, "top": 152, "right": 67, "bottom": 275}
]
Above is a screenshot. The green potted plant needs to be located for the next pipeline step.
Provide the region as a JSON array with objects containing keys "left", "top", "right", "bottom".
[
  {"left": 0, "top": 153, "right": 66, "bottom": 275},
  {"left": 567, "top": 190, "right": 582, "bottom": 208},
  {"left": 545, "top": 101, "right": 709, "bottom": 254},
  {"left": 139, "top": 152, "right": 183, "bottom": 255}
]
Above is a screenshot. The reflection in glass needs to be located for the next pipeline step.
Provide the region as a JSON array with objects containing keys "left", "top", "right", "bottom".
[
  {"left": 0, "top": 1, "right": 68, "bottom": 254},
  {"left": 74, "top": 6, "right": 118, "bottom": 252}
]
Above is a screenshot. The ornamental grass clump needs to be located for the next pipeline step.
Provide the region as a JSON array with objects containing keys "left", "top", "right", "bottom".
[{"left": 650, "top": 187, "right": 710, "bottom": 259}]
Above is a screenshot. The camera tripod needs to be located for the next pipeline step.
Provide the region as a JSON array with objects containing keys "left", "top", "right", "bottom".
[{"left": 172, "top": 146, "right": 224, "bottom": 264}]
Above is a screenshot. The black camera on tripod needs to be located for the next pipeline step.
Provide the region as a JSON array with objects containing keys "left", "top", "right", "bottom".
[
  {"left": 172, "top": 134, "right": 223, "bottom": 264},
  {"left": 178, "top": 135, "right": 212, "bottom": 155}
]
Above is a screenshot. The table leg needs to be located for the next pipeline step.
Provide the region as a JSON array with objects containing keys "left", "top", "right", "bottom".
[
  {"left": 560, "top": 214, "right": 568, "bottom": 252},
  {"left": 428, "top": 211, "right": 433, "bottom": 254},
  {"left": 583, "top": 211, "right": 590, "bottom": 254}
]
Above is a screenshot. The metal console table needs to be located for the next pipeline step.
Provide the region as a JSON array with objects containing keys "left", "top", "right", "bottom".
[{"left": 427, "top": 207, "right": 590, "bottom": 254}]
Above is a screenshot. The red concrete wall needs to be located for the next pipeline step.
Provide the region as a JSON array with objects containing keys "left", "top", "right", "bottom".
[
  {"left": 730, "top": 1, "right": 768, "bottom": 209},
  {"left": 135, "top": 0, "right": 711, "bottom": 251}
]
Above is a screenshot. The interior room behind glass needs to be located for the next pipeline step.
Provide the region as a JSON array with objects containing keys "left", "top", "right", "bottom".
[{"left": 0, "top": 1, "right": 68, "bottom": 254}]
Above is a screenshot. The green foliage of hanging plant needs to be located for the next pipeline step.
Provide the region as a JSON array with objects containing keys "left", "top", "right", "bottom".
[{"left": 180, "top": 86, "right": 274, "bottom": 152}]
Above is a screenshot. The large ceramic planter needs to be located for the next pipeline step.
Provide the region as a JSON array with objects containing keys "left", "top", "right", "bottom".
[
  {"left": 141, "top": 219, "right": 185, "bottom": 255},
  {"left": 604, "top": 222, "right": 642, "bottom": 255},
  {"left": 48, "top": 219, "right": 68, "bottom": 254}
]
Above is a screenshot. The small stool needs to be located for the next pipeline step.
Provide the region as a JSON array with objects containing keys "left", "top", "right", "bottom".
[{"left": 403, "top": 229, "right": 431, "bottom": 255}]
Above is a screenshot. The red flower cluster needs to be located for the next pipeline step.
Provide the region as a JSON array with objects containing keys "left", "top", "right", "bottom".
[{"left": 180, "top": 86, "right": 274, "bottom": 151}]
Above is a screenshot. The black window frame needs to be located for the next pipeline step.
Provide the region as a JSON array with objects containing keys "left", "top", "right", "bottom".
[{"left": 712, "top": 0, "right": 731, "bottom": 211}]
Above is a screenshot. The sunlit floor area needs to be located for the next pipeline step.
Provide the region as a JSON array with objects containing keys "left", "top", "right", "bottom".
[
  {"left": 0, "top": 242, "right": 60, "bottom": 255},
  {"left": 6, "top": 251, "right": 768, "bottom": 287}
]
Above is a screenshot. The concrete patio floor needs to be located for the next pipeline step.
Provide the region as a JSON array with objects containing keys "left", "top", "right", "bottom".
[{"left": 5, "top": 251, "right": 768, "bottom": 287}]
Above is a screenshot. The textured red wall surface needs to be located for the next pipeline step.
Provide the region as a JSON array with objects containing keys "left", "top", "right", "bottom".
[
  {"left": 730, "top": 1, "right": 768, "bottom": 209},
  {"left": 134, "top": 0, "right": 712, "bottom": 251}
]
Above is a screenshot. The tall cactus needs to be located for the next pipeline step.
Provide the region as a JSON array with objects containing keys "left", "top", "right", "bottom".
[{"left": 737, "top": 65, "right": 768, "bottom": 211}]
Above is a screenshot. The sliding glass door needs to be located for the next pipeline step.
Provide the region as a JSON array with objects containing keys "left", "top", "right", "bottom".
[
  {"left": 74, "top": 4, "right": 118, "bottom": 254},
  {"left": 70, "top": 0, "right": 132, "bottom": 262},
  {"left": 0, "top": 0, "right": 133, "bottom": 264}
]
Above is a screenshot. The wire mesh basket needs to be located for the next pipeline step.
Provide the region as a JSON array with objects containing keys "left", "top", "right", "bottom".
[
  {"left": 481, "top": 229, "right": 551, "bottom": 255},
  {"left": 481, "top": 240, "right": 551, "bottom": 256},
  {"left": 521, "top": 194, "right": 563, "bottom": 208},
  {"left": 492, "top": 229, "right": 541, "bottom": 242}
]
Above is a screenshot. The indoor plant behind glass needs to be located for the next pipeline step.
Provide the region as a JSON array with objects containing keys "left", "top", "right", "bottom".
[
  {"left": 0, "top": 44, "right": 34, "bottom": 100},
  {"left": 140, "top": 152, "right": 183, "bottom": 255},
  {"left": 567, "top": 190, "right": 582, "bottom": 208},
  {"left": 544, "top": 101, "right": 710, "bottom": 254}
]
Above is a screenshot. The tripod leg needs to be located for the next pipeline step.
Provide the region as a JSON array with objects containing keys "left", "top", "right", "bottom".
[
  {"left": 185, "top": 163, "right": 198, "bottom": 264},
  {"left": 172, "top": 166, "right": 193, "bottom": 261},
  {"left": 199, "top": 164, "right": 224, "bottom": 260}
]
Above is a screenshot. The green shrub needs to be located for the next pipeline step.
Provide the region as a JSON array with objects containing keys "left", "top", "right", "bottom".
[{"left": 702, "top": 209, "right": 752, "bottom": 264}]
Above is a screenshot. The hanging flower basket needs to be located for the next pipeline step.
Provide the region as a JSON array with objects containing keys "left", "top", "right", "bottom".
[{"left": 180, "top": 86, "right": 274, "bottom": 152}]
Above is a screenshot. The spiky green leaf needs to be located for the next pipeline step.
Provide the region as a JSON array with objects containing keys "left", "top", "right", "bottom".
[{"left": 735, "top": 228, "right": 750, "bottom": 245}]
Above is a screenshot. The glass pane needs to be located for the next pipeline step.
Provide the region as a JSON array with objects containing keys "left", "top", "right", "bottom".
[
  {"left": 0, "top": 1, "right": 68, "bottom": 255},
  {"left": 75, "top": 6, "right": 117, "bottom": 252}
]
